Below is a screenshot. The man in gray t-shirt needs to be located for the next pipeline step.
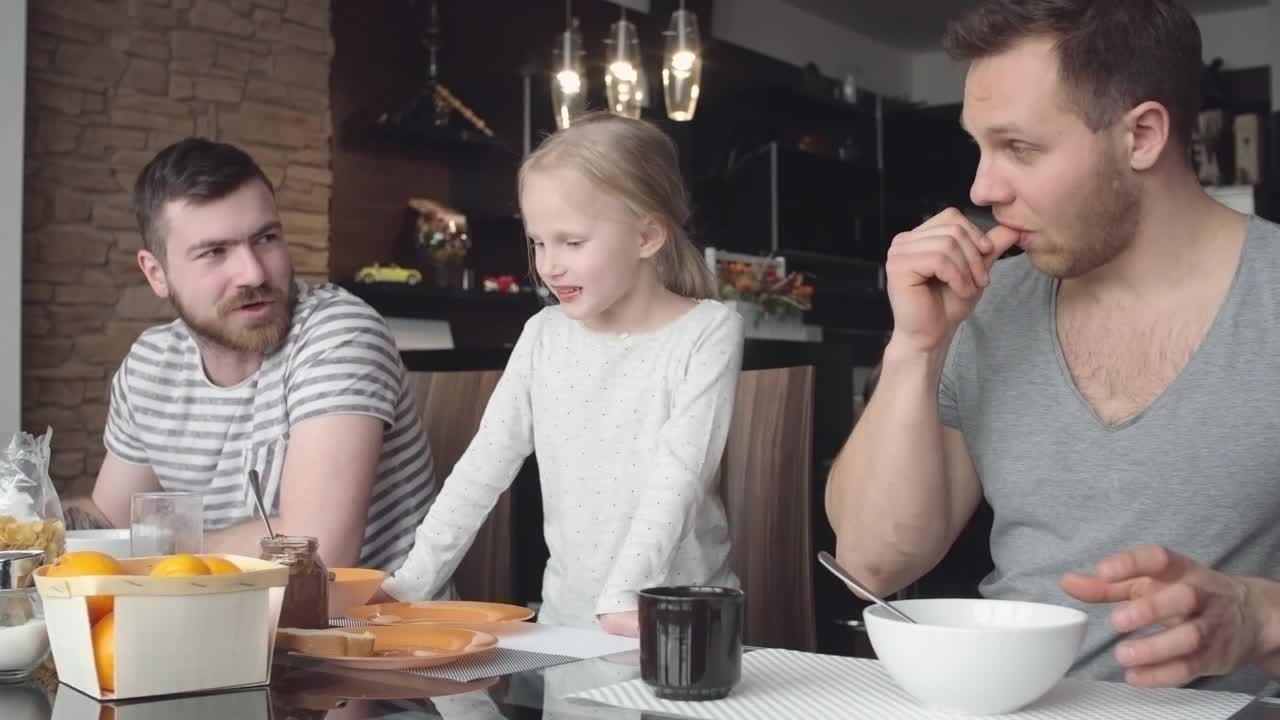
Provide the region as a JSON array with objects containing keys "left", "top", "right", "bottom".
[
  {"left": 826, "top": 0, "right": 1280, "bottom": 693},
  {"left": 938, "top": 217, "right": 1280, "bottom": 691}
]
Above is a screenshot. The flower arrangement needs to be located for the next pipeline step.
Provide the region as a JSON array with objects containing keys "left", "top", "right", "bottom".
[
  {"left": 716, "top": 258, "right": 815, "bottom": 321},
  {"left": 409, "top": 198, "right": 471, "bottom": 266}
]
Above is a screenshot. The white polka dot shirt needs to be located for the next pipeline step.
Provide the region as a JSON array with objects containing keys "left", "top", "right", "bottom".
[{"left": 383, "top": 300, "right": 744, "bottom": 628}]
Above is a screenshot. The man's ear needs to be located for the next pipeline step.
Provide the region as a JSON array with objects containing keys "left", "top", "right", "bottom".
[
  {"left": 637, "top": 217, "right": 668, "bottom": 260},
  {"left": 1124, "top": 100, "right": 1171, "bottom": 172},
  {"left": 137, "top": 249, "right": 170, "bottom": 299}
]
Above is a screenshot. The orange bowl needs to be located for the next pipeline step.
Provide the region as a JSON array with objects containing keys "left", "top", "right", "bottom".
[{"left": 328, "top": 568, "right": 386, "bottom": 617}]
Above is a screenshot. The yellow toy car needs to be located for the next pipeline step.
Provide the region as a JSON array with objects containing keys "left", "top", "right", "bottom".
[{"left": 354, "top": 263, "right": 423, "bottom": 286}]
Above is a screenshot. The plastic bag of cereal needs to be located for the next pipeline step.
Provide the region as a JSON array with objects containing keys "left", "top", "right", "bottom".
[{"left": 0, "top": 428, "right": 65, "bottom": 560}]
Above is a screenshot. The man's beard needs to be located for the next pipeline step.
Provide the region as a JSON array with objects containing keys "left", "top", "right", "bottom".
[
  {"left": 171, "top": 280, "right": 297, "bottom": 354},
  {"left": 1035, "top": 150, "right": 1141, "bottom": 279}
]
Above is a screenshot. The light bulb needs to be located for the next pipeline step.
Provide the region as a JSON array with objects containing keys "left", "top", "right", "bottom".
[
  {"left": 671, "top": 49, "right": 696, "bottom": 75},
  {"left": 608, "top": 61, "right": 637, "bottom": 85},
  {"left": 556, "top": 69, "right": 581, "bottom": 95}
]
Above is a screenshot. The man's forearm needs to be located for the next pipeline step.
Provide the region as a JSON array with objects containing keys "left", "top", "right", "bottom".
[
  {"left": 203, "top": 518, "right": 362, "bottom": 568},
  {"left": 827, "top": 340, "right": 958, "bottom": 595},
  {"left": 62, "top": 497, "right": 117, "bottom": 530},
  {"left": 201, "top": 520, "right": 275, "bottom": 558}
]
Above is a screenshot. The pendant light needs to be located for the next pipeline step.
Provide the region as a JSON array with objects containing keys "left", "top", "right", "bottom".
[
  {"left": 604, "top": 7, "right": 643, "bottom": 119},
  {"left": 550, "top": 0, "right": 586, "bottom": 129},
  {"left": 662, "top": 0, "right": 703, "bottom": 121}
]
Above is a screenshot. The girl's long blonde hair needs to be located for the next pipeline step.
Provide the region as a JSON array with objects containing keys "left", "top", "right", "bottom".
[{"left": 517, "top": 112, "right": 717, "bottom": 300}]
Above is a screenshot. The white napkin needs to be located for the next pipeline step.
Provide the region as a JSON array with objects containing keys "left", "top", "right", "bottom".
[
  {"left": 567, "top": 648, "right": 1255, "bottom": 719},
  {"left": 490, "top": 623, "right": 639, "bottom": 659}
]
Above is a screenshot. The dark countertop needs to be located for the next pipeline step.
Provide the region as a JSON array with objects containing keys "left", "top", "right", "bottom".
[
  {"left": 401, "top": 334, "right": 888, "bottom": 373},
  {"left": 346, "top": 280, "right": 894, "bottom": 352}
]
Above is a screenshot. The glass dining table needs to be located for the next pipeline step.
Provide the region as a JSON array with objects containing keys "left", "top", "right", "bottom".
[
  {"left": 5, "top": 650, "right": 1280, "bottom": 719},
  {"left": 3, "top": 649, "right": 663, "bottom": 720}
]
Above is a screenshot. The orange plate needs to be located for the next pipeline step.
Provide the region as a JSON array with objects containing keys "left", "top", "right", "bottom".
[
  {"left": 345, "top": 600, "right": 535, "bottom": 628},
  {"left": 289, "top": 625, "right": 498, "bottom": 671}
]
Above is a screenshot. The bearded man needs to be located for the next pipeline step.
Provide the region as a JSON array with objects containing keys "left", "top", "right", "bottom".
[{"left": 68, "top": 138, "right": 442, "bottom": 577}]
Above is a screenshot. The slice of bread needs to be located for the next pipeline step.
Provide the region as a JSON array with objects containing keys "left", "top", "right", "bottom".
[{"left": 277, "top": 627, "right": 376, "bottom": 657}]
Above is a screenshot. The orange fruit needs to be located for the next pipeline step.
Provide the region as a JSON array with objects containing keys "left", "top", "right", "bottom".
[
  {"left": 84, "top": 596, "right": 113, "bottom": 625},
  {"left": 46, "top": 550, "right": 124, "bottom": 576},
  {"left": 91, "top": 612, "right": 116, "bottom": 691},
  {"left": 199, "top": 556, "right": 241, "bottom": 575},
  {"left": 148, "top": 554, "right": 211, "bottom": 577},
  {"left": 46, "top": 550, "right": 124, "bottom": 624}
]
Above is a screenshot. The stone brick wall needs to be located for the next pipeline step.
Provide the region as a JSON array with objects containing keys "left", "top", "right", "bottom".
[{"left": 23, "top": 0, "right": 333, "bottom": 495}]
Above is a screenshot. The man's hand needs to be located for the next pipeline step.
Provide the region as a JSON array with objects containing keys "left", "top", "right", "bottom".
[
  {"left": 1061, "top": 545, "right": 1268, "bottom": 687},
  {"left": 884, "top": 208, "right": 1022, "bottom": 354},
  {"left": 598, "top": 611, "right": 640, "bottom": 638},
  {"left": 61, "top": 497, "right": 116, "bottom": 530}
]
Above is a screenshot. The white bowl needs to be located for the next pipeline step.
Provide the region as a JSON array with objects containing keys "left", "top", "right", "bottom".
[
  {"left": 864, "top": 598, "right": 1087, "bottom": 716},
  {"left": 64, "top": 529, "right": 132, "bottom": 559}
]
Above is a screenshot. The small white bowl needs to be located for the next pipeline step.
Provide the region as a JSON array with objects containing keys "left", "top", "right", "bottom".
[
  {"left": 64, "top": 529, "right": 132, "bottom": 559},
  {"left": 864, "top": 598, "right": 1087, "bottom": 716}
]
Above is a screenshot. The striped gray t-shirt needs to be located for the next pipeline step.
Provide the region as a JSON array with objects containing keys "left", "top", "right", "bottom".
[{"left": 104, "top": 282, "right": 437, "bottom": 572}]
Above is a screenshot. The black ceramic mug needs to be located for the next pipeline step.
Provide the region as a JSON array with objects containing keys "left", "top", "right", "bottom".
[{"left": 638, "top": 585, "right": 745, "bottom": 701}]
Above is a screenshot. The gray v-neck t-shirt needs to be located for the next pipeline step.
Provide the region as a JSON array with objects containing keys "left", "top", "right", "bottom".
[{"left": 939, "top": 215, "right": 1280, "bottom": 693}]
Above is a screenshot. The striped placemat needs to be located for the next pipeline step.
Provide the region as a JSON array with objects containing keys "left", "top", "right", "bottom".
[
  {"left": 567, "top": 648, "right": 1255, "bottom": 720},
  {"left": 329, "top": 617, "right": 579, "bottom": 683}
]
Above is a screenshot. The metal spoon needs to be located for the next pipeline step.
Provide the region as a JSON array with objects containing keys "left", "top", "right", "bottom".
[
  {"left": 247, "top": 469, "right": 276, "bottom": 539},
  {"left": 818, "top": 550, "right": 917, "bottom": 624}
]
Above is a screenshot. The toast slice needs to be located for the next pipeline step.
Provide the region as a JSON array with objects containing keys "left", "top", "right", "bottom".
[{"left": 277, "top": 627, "right": 376, "bottom": 657}]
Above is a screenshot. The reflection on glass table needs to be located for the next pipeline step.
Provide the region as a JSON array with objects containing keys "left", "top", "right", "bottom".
[{"left": 6, "top": 652, "right": 1279, "bottom": 720}]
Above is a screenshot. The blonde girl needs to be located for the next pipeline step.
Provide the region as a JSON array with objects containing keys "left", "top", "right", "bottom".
[{"left": 382, "top": 112, "right": 744, "bottom": 636}]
